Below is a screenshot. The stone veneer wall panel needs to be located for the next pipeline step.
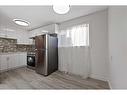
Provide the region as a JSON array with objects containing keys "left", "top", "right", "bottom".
[{"left": 0, "top": 37, "right": 34, "bottom": 52}]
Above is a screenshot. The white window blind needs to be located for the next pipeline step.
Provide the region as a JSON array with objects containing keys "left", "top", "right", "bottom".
[{"left": 58, "top": 24, "right": 89, "bottom": 47}]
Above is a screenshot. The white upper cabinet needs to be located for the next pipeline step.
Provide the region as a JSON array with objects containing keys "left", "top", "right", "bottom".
[
  {"left": 0, "top": 29, "right": 33, "bottom": 45},
  {"left": 0, "top": 31, "right": 6, "bottom": 38},
  {"left": 15, "top": 30, "right": 33, "bottom": 45},
  {"left": 5, "top": 31, "right": 17, "bottom": 39},
  {"left": 0, "top": 28, "right": 18, "bottom": 39},
  {"left": 29, "top": 24, "right": 59, "bottom": 38},
  {"left": 17, "top": 36, "right": 32, "bottom": 45},
  {"left": 0, "top": 24, "right": 59, "bottom": 45}
]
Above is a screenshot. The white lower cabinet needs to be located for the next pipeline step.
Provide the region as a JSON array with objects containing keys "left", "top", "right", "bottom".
[
  {"left": 18, "top": 53, "right": 27, "bottom": 66},
  {"left": 8, "top": 53, "right": 18, "bottom": 69},
  {"left": 0, "top": 52, "right": 27, "bottom": 72},
  {"left": 0, "top": 55, "right": 8, "bottom": 71}
]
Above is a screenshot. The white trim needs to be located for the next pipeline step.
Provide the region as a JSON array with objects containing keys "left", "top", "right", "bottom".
[
  {"left": 107, "top": 80, "right": 112, "bottom": 89},
  {"left": 90, "top": 74, "right": 108, "bottom": 82},
  {"left": 0, "top": 65, "right": 26, "bottom": 73}
]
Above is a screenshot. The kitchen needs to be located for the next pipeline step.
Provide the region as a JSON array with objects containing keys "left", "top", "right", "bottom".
[
  {"left": 1, "top": 2, "right": 127, "bottom": 95},
  {"left": 0, "top": 6, "right": 110, "bottom": 89}
]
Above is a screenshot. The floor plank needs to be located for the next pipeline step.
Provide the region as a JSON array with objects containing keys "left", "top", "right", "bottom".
[{"left": 0, "top": 67, "right": 109, "bottom": 89}]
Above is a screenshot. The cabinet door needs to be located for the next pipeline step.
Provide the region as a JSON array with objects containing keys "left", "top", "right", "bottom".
[
  {"left": 8, "top": 54, "right": 14, "bottom": 69},
  {"left": 13, "top": 53, "right": 19, "bottom": 67},
  {"left": 8, "top": 53, "right": 27, "bottom": 69},
  {"left": 6, "top": 31, "right": 17, "bottom": 39},
  {"left": 0, "top": 32, "right": 6, "bottom": 38},
  {"left": 0, "top": 55, "right": 8, "bottom": 71},
  {"left": 0, "top": 56, "right": 1, "bottom": 71},
  {"left": 28, "top": 39, "right": 34, "bottom": 45},
  {"left": 19, "top": 53, "right": 27, "bottom": 66},
  {"left": 0, "top": 53, "right": 27, "bottom": 71},
  {"left": 9, "top": 54, "right": 18, "bottom": 68}
]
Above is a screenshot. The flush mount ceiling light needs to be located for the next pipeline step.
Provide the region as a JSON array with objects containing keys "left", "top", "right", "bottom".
[
  {"left": 53, "top": 5, "right": 70, "bottom": 14},
  {"left": 13, "top": 19, "right": 30, "bottom": 26}
]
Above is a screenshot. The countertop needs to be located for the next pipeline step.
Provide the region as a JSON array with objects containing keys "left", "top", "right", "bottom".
[{"left": 0, "top": 52, "right": 27, "bottom": 55}]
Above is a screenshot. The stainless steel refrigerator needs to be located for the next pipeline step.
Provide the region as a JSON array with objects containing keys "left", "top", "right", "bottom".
[{"left": 35, "top": 34, "right": 58, "bottom": 76}]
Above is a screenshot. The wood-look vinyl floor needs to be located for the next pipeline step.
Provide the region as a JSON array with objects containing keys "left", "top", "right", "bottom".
[{"left": 0, "top": 67, "right": 109, "bottom": 89}]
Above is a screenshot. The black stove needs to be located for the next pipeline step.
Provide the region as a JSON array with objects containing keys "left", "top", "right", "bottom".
[{"left": 27, "top": 52, "right": 35, "bottom": 69}]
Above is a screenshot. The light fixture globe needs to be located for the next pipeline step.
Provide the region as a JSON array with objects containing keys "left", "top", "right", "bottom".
[
  {"left": 53, "top": 5, "right": 70, "bottom": 14},
  {"left": 13, "top": 19, "right": 30, "bottom": 26}
]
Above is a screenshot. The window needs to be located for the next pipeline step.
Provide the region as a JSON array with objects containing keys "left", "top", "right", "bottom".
[{"left": 58, "top": 24, "right": 89, "bottom": 47}]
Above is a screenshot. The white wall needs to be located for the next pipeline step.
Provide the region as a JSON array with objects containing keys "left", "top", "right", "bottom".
[
  {"left": 59, "top": 9, "right": 109, "bottom": 81},
  {"left": 58, "top": 47, "right": 90, "bottom": 78},
  {"left": 108, "top": 7, "right": 127, "bottom": 89},
  {"left": 90, "top": 10, "right": 109, "bottom": 81}
]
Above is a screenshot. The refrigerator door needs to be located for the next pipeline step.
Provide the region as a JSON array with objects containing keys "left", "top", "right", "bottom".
[
  {"left": 35, "top": 35, "right": 47, "bottom": 50},
  {"left": 35, "top": 35, "right": 48, "bottom": 75},
  {"left": 47, "top": 35, "right": 58, "bottom": 74},
  {"left": 35, "top": 50, "right": 48, "bottom": 75}
]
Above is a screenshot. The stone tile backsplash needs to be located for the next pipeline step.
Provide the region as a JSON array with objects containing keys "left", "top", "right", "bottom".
[{"left": 0, "top": 37, "right": 34, "bottom": 53}]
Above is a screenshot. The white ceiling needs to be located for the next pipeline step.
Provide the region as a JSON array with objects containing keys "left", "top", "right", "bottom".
[{"left": 0, "top": 6, "right": 107, "bottom": 31}]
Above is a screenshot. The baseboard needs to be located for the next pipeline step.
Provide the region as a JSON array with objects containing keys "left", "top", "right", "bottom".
[
  {"left": 59, "top": 70, "right": 89, "bottom": 79},
  {"left": 107, "top": 80, "right": 112, "bottom": 89},
  {"left": 90, "top": 74, "right": 108, "bottom": 82},
  {"left": 0, "top": 65, "right": 26, "bottom": 73}
]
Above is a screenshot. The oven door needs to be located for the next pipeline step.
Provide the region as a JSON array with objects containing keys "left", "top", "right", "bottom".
[{"left": 27, "top": 56, "right": 35, "bottom": 67}]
